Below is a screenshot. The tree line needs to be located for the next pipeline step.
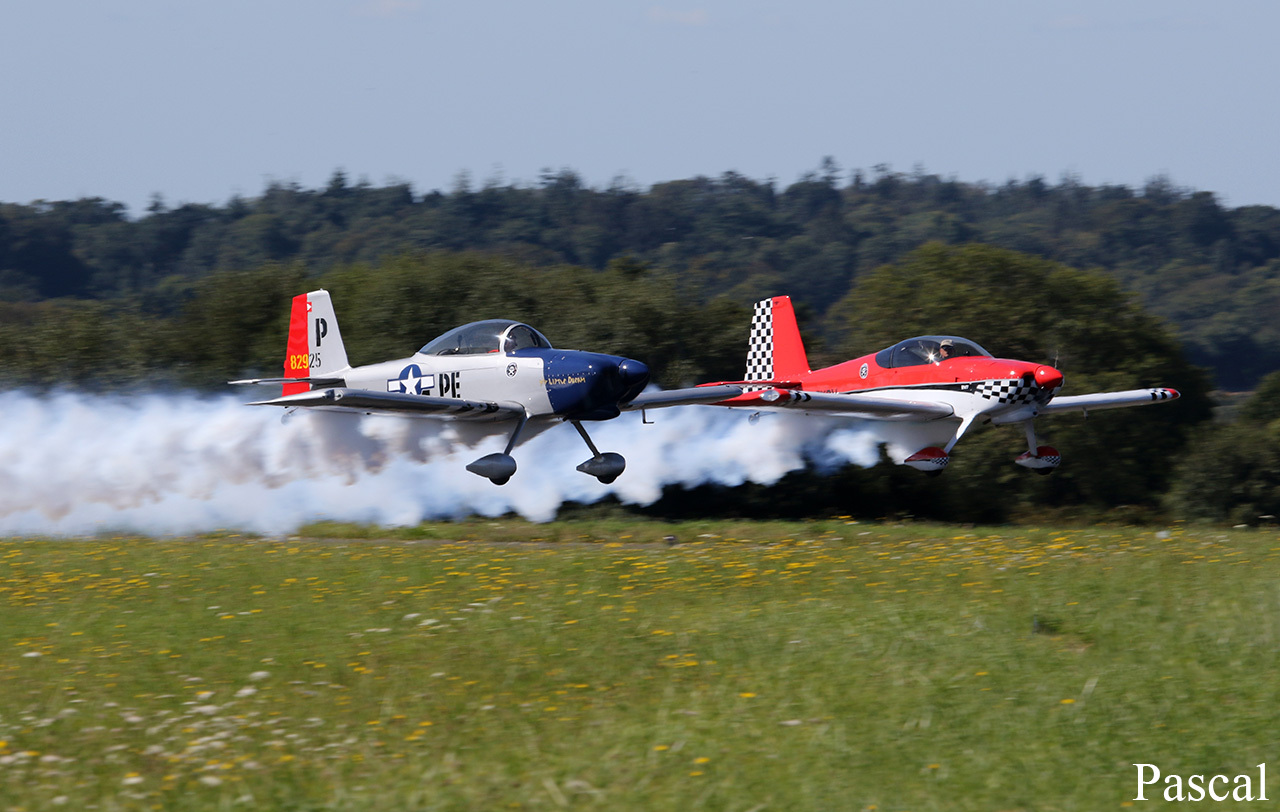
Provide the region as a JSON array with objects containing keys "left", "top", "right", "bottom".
[
  {"left": 5, "top": 240, "right": 1269, "bottom": 525},
  {"left": 3, "top": 163, "right": 1280, "bottom": 388}
]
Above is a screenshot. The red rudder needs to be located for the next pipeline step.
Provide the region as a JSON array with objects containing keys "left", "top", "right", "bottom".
[
  {"left": 283, "top": 293, "right": 311, "bottom": 395},
  {"left": 745, "top": 296, "right": 810, "bottom": 383}
]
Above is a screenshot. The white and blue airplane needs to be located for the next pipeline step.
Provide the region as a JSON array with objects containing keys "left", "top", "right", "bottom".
[{"left": 231, "top": 289, "right": 740, "bottom": 484}]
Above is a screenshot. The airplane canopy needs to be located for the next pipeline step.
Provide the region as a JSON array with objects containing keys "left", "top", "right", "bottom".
[
  {"left": 419, "top": 320, "right": 553, "bottom": 356},
  {"left": 874, "top": 336, "right": 992, "bottom": 369}
]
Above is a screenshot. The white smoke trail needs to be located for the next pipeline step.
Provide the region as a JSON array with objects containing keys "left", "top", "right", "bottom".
[{"left": 0, "top": 389, "right": 884, "bottom": 536}]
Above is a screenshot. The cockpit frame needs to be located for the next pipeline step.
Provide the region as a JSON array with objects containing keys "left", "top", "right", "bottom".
[
  {"left": 873, "top": 336, "right": 991, "bottom": 369},
  {"left": 419, "top": 320, "right": 554, "bottom": 356}
]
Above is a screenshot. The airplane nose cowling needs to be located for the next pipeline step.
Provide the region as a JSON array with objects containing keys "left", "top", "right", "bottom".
[
  {"left": 543, "top": 353, "right": 652, "bottom": 420},
  {"left": 1035, "top": 365, "right": 1064, "bottom": 392}
]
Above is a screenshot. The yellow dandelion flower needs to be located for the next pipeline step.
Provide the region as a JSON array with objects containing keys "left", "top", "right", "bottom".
[
  {"left": 739, "top": 692, "right": 757, "bottom": 698},
  {"left": 1060, "top": 698, "right": 1075, "bottom": 704}
]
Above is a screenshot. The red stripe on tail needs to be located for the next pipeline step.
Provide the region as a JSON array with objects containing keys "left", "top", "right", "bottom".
[{"left": 283, "top": 293, "right": 310, "bottom": 395}]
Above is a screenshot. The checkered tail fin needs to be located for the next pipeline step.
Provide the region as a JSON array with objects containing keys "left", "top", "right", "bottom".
[
  {"left": 744, "top": 296, "right": 810, "bottom": 384},
  {"left": 283, "top": 289, "right": 349, "bottom": 395}
]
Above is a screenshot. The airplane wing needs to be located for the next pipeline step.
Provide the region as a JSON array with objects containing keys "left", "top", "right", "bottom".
[
  {"left": 1039, "top": 387, "right": 1180, "bottom": 416},
  {"left": 247, "top": 388, "right": 523, "bottom": 421},
  {"left": 230, "top": 376, "right": 347, "bottom": 387},
  {"left": 710, "top": 387, "right": 955, "bottom": 421},
  {"left": 620, "top": 384, "right": 745, "bottom": 411}
]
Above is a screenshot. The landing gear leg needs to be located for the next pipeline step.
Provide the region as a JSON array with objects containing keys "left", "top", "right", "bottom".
[
  {"left": 466, "top": 412, "right": 528, "bottom": 485},
  {"left": 572, "top": 421, "right": 626, "bottom": 484},
  {"left": 1014, "top": 420, "right": 1060, "bottom": 475},
  {"left": 904, "top": 415, "right": 976, "bottom": 474}
]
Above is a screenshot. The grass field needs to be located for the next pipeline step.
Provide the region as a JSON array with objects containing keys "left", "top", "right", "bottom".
[{"left": 2, "top": 519, "right": 1278, "bottom": 811}]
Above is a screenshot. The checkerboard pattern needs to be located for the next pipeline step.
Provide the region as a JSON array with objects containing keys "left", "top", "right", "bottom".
[
  {"left": 963, "top": 378, "right": 1038, "bottom": 405},
  {"left": 744, "top": 298, "right": 774, "bottom": 384}
]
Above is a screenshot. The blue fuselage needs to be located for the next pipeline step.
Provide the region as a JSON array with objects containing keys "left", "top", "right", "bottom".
[{"left": 518, "top": 349, "right": 650, "bottom": 420}]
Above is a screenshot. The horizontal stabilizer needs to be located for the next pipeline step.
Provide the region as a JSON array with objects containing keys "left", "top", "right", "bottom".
[
  {"left": 695, "top": 380, "right": 803, "bottom": 389},
  {"left": 620, "top": 384, "right": 744, "bottom": 411},
  {"left": 230, "top": 376, "right": 346, "bottom": 387},
  {"left": 248, "top": 388, "right": 523, "bottom": 422},
  {"left": 1039, "top": 388, "right": 1179, "bottom": 416}
]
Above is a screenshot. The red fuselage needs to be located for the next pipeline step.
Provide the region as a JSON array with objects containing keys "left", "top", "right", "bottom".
[{"left": 805, "top": 353, "right": 1064, "bottom": 396}]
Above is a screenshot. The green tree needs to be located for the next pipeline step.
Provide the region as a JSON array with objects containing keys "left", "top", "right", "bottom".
[{"left": 1169, "top": 370, "right": 1280, "bottom": 525}]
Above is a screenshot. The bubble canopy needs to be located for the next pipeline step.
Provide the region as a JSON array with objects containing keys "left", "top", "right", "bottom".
[
  {"left": 418, "top": 320, "right": 554, "bottom": 356},
  {"left": 874, "top": 336, "right": 992, "bottom": 369}
]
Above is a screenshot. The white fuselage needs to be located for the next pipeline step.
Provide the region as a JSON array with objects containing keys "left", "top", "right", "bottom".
[{"left": 345, "top": 353, "right": 555, "bottom": 418}]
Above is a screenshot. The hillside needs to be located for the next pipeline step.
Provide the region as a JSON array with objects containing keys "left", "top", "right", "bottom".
[{"left": 2, "top": 164, "right": 1276, "bottom": 387}]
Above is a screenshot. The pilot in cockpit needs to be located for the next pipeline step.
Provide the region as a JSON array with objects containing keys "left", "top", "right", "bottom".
[{"left": 937, "top": 339, "right": 955, "bottom": 361}]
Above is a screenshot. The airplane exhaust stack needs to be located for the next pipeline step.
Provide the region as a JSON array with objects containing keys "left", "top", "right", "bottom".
[{"left": 466, "top": 453, "right": 518, "bottom": 485}]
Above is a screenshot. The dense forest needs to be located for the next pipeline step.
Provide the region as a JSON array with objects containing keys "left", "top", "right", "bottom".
[
  {"left": 2, "top": 162, "right": 1279, "bottom": 388},
  {"left": 2, "top": 164, "right": 1278, "bottom": 524}
]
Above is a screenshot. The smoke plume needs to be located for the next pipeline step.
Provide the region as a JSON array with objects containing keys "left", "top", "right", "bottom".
[{"left": 0, "top": 390, "right": 883, "bottom": 536}]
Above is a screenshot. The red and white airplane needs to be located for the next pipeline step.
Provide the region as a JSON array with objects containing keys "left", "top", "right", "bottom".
[{"left": 703, "top": 296, "right": 1180, "bottom": 473}]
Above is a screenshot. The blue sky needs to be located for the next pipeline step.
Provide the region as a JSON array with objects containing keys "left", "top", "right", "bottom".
[{"left": 3, "top": 1, "right": 1278, "bottom": 215}]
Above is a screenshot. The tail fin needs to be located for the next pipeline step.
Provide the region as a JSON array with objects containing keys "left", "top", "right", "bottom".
[
  {"left": 283, "top": 289, "right": 350, "bottom": 395},
  {"left": 744, "top": 296, "right": 810, "bottom": 384}
]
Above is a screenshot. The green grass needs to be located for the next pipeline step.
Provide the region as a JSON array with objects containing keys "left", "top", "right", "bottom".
[{"left": 2, "top": 521, "right": 1278, "bottom": 810}]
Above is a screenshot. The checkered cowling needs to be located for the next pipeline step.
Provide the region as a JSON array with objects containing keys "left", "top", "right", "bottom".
[{"left": 963, "top": 378, "right": 1039, "bottom": 405}]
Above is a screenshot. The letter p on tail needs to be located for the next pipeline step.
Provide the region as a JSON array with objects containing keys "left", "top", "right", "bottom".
[
  {"left": 745, "top": 296, "right": 810, "bottom": 385},
  {"left": 283, "top": 289, "right": 350, "bottom": 395}
]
